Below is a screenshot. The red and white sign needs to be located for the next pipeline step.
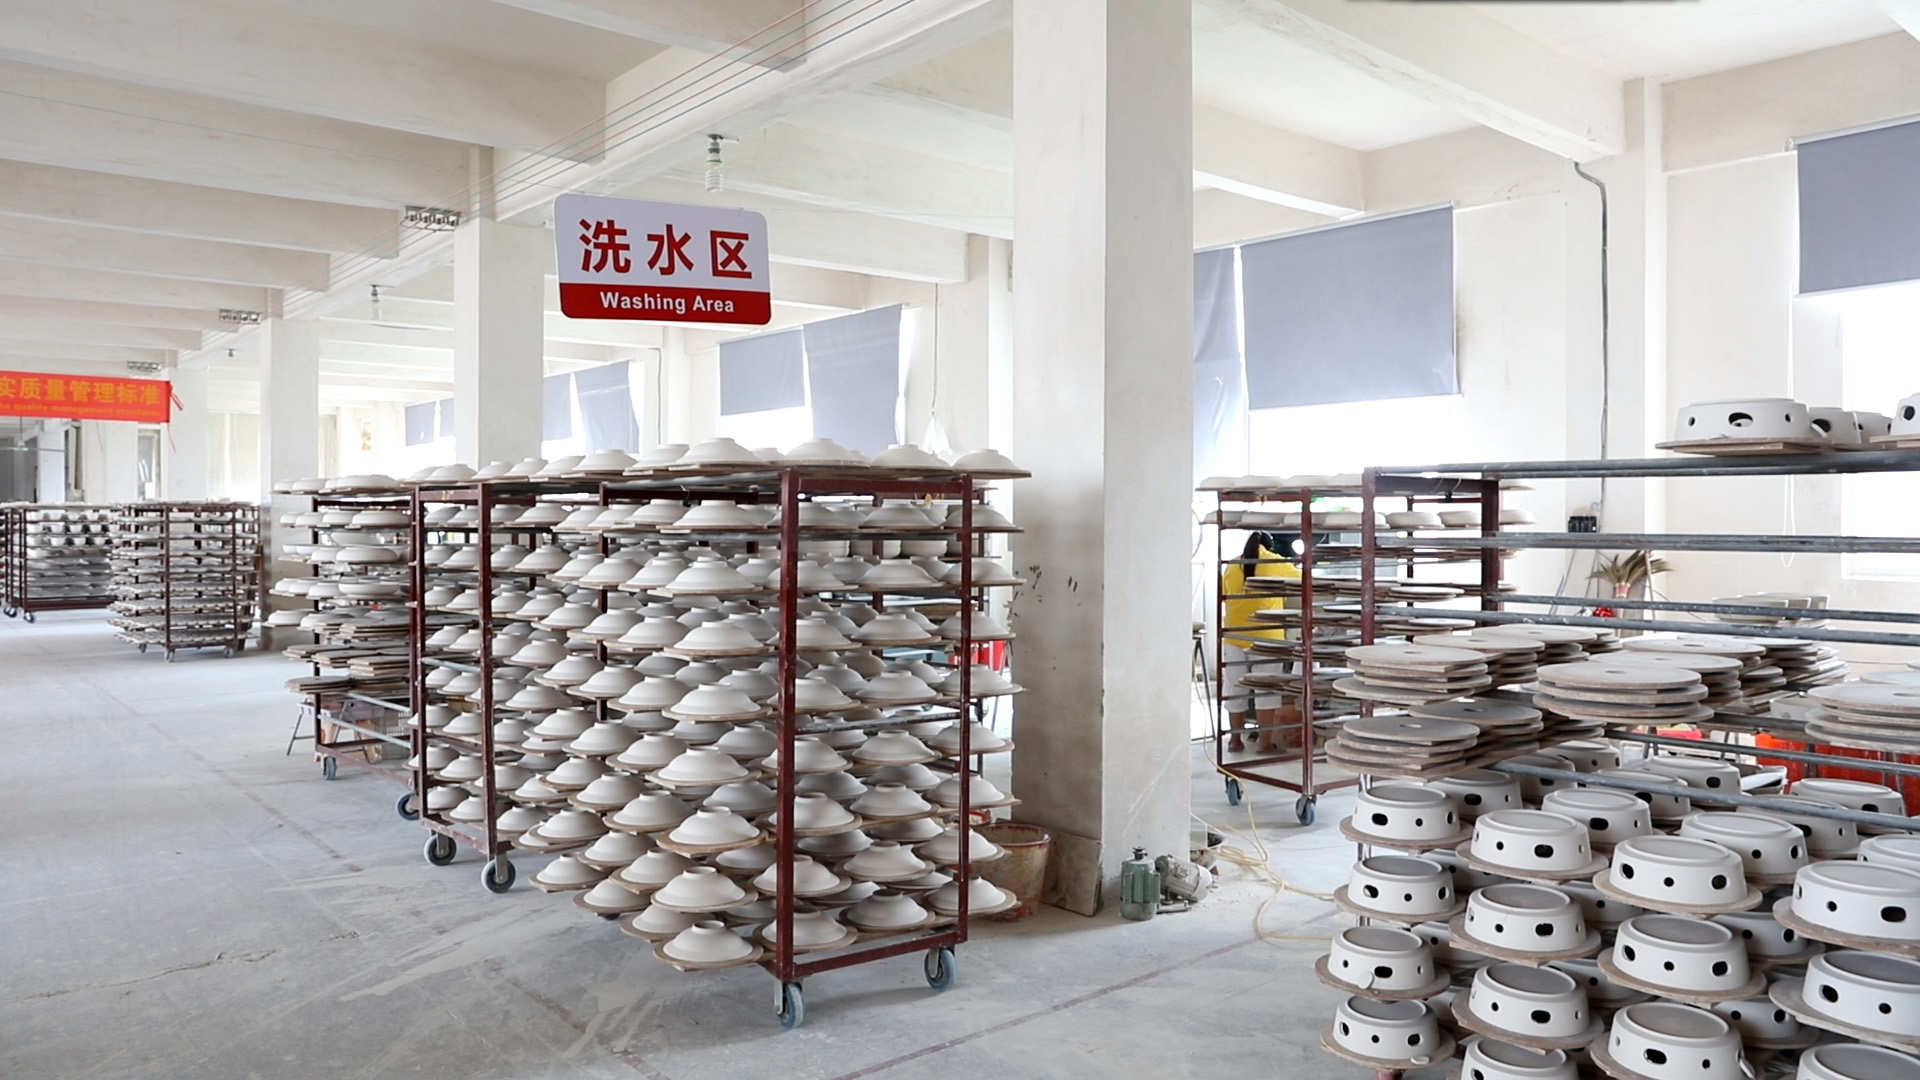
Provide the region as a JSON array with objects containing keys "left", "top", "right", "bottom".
[
  {"left": 555, "top": 194, "right": 771, "bottom": 325},
  {"left": 0, "top": 369, "right": 170, "bottom": 423}
]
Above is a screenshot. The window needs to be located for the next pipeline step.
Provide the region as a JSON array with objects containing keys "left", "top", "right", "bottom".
[{"left": 1833, "top": 281, "right": 1920, "bottom": 578}]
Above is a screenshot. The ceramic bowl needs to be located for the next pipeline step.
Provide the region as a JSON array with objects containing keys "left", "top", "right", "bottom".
[
  {"left": 610, "top": 793, "right": 694, "bottom": 833},
  {"left": 869, "top": 444, "right": 949, "bottom": 472},
  {"left": 1429, "top": 770, "right": 1525, "bottom": 820},
  {"left": 1789, "top": 861, "right": 1920, "bottom": 941},
  {"left": 1609, "top": 915, "right": 1756, "bottom": 997},
  {"left": 1341, "top": 856, "right": 1459, "bottom": 921},
  {"left": 1541, "top": 788, "right": 1653, "bottom": 848},
  {"left": 614, "top": 676, "right": 689, "bottom": 712},
  {"left": 929, "top": 876, "right": 1012, "bottom": 916},
  {"left": 669, "top": 621, "right": 765, "bottom": 657},
  {"left": 1793, "top": 778, "right": 1904, "bottom": 821},
  {"left": 655, "top": 748, "right": 751, "bottom": 786},
  {"left": 1458, "top": 884, "right": 1594, "bottom": 957},
  {"left": 1599, "top": 1002, "right": 1748, "bottom": 1080},
  {"left": 1324, "top": 926, "right": 1442, "bottom": 995},
  {"left": 851, "top": 613, "right": 935, "bottom": 646},
  {"left": 544, "top": 756, "right": 609, "bottom": 790},
  {"left": 852, "top": 730, "right": 938, "bottom": 765},
  {"left": 672, "top": 438, "right": 763, "bottom": 469},
  {"left": 1541, "top": 740, "right": 1621, "bottom": 773},
  {"left": 703, "top": 781, "right": 777, "bottom": 818},
  {"left": 850, "top": 782, "right": 933, "bottom": 819},
  {"left": 1673, "top": 398, "right": 1815, "bottom": 442},
  {"left": 1466, "top": 810, "right": 1602, "bottom": 878},
  {"left": 767, "top": 793, "right": 859, "bottom": 832},
  {"left": 846, "top": 889, "right": 930, "bottom": 930},
  {"left": 1603, "top": 835, "right": 1755, "bottom": 912},
  {"left": 927, "top": 721, "right": 1011, "bottom": 755},
  {"left": 660, "top": 921, "right": 756, "bottom": 964},
  {"left": 1633, "top": 757, "right": 1742, "bottom": 794},
  {"left": 1798, "top": 950, "right": 1920, "bottom": 1035},
  {"left": 1460, "top": 1039, "right": 1574, "bottom": 1080},
  {"left": 651, "top": 866, "right": 752, "bottom": 912},
  {"left": 1346, "top": 784, "right": 1464, "bottom": 848},
  {"left": 1465, "top": 963, "right": 1594, "bottom": 1039},
  {"left": 529, "top": 709, "right": 595, "bottom": 739},
  {"left": 842, "top": 840, "right": 933, "bottom": 882},
  {"left": 711, "top": 725, "right": 777, "bottom": 761},
  {"left": 762, "top": 735, "right": 849, "bottom": 773},
  {"left": 537, "top": 808, "right": 610, "bottom": 843},
  {"left": 665, "top": 807, "right": 760, "bottom": 847},
  {"left": 566, "top": 722, "right": 640, "bottom": 757},
  {"left": 1678, "top": 812, "right": 1808, "bottom": 881},
  {"left": 1797, "top": 1043, "right": 1920, "bottom": 1080},
  {"left": 1861, "top": 835, "right": 1920, "bottom": 874},
  {"left": 927, "top": 774, "right": 1011, "bottom": 809},
  {"left": 1328, "top": 996, "right": 1447, "bottom": 1065},
  {"left": 533, "top": 854, "right": 606, "bottom": 890},
  {"left": 665, "top": 684, "right": 764, "bottom": 720}
]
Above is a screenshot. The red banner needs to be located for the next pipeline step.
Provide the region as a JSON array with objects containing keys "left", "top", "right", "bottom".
[
  {"left": 0, "top": 369, "right": 171, "bottom": 423},
  {"left": 558, "top": 282, "right": 772, "bottom": 324}
]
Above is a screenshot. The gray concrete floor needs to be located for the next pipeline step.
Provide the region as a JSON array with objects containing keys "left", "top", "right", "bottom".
[{"left": 2, "top": 611, "right": 1360, "bottom": 1080}]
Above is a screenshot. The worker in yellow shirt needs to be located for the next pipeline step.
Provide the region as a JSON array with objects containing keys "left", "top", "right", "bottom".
[{"left": 1220, "top": 532, "right": 1304, "bottom": 754}]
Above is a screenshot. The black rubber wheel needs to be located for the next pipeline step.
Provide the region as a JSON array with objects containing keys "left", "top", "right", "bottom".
[
  {"left": 321, "top": 756, "right": 338, "bottom": 781},
  {"left": 136, "top": 642, "right": 147, "bottom": 653},
  {"left": 924, "top": 946, "right": 957, "bottom": 991},
  {"left": 599, "top": 913, "right": 619, "bottom": 921},
  {"left": 396, "top": 792, "right": 420, "bottom": 820},
  {"left": 22, "top": 612, "right": 34, "bottom": 624},
  {"left": 424, "top": 833, "right": 456, "bottom": 866},
  {"left": 1225, "top": 778, "right": 1243, "bottom": 806},
  {"left": 222, "top": 646, "right": 235, "bottom": 658},
  {"left": 482, "top": 858, "right": 516, "bottom": 893},
  {"left": 164, "top": 650, "right": 175, "bottom": 662},
  {"left": 1295, "top": 796, "right": 1316, "bottom": 826},
  {"left": 777, "top": 981, "right": 805, "bottom": 1029}
]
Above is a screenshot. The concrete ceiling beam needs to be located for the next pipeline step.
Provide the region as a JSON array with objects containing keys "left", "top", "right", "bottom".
[
  {"left": 487, "top": 0, "right": 808, "bottom": 55},
  {"left": 0, "top": 217, "right": 329, "bottom": 290},
  {"left": 0, "top": 318, "right": 202, "bottom": 351},
  {"left": 0, "top": 262, "right": 270, "bottom": 312},
  {"left": 0, "top": 295, "right": 226, "bottom": 333}
]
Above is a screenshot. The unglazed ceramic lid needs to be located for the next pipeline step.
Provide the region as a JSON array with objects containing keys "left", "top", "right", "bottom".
[
  {"left": 610, "top": 792, "right": 694, "bottom": 831},
  {"left": 928, "top": 774, "right": 1010, "bottom": 808},
  {"left": 656, "top": 747, "right": 752, "bottom": 785},
  {"left": 665, "top": 807, "right": 760, "bottom": 846},
  {"left": 661, "top": 921, "right": 756, "bottom": 964},
  {"left": 674, "top": 437, "right": 763, "bottom": 468},
  {"left": 869, "top": 444, "right": 948, "bottom": 471}
]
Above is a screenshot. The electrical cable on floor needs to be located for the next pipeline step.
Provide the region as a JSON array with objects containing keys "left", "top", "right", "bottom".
[{"left": 1193, "top": 778, "right": 1335, "bottom": 948}]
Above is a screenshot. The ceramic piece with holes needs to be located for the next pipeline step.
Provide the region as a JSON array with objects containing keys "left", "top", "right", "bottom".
[
  {"left": 1862, "top": 836, "right": 1920, "bottom": 875},
  {"left": 1460, "top": 810, "right": 1609, "bottom": 882},
  {"left": 1712, "top": 909, "right": 1822, "bottom": 968},
  {"left": 1559, "top": 879, "right": 1648, "bottom": 928},
  {"left": 1335, "top": 855, "right": 1465, "bottom": 924},
  {"left": 1599, "top": 915, "right": 1768, "bottom": 1004},
  {"left": 1747, "top": 795, "right": 1862, "bottom": 859},
  {"left": 1595, "top": 836, "right": 1763, "bottom": 916},
  {"left": 1590, "top": 1001, "right": 1753, "bottom": 1080},
  {"left": 1593, "top": 768, "right": 1696, "bottom": 823},
  {"left": 1340, "top": 784, "right": 1471, "bottom": 850},
  {"left": 1459, "top": 1037, "right": 1578, "bottom": 1080},
  {"left": 1772, "top": 951, "right": 1920, "bottom": 1049},
  {"left": 1708, "top": 996, "right": 1818, "bottom": 1050},
  {"left": 1316, "top": 925, "right": 1452, "bottom": 1000},
  {"left": 1450, "top": 884, "right": 1603, "bottom": 964},
  {"left": 1552, "top": 957, "right": 1651, "bottom": 1010},
  {"left": 1797, "top": 1042, "right": 1920, "bottom": 1080},
  {"left": 1323, "top": 996, "right": 1454, "bottom": 1070},
  {"left": 1776, "top": 861, "right": 1920, "bottom": 953},
  {"left": 1679, "top": 812, "right": 1812, "bottom": 886},
  {"left": 1451, "top": 963, "right": 1603, "bottom": 1049},
  {"left": 1542, "top": 788, "right": 1654, "bottom": 849},
  {"left": 1430, "top": 770, "right": 1526, "bottom": 820}
]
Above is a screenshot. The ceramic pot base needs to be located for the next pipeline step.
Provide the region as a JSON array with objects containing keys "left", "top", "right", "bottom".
[
  {"left": 1313, "top": 954, "right": 1452, "bottom": 1001},
  {"left": 1333, "top": 885, "right": 1470, "bottom": 926},
  {"left": 1769, "top": 978, "right": 1920, "bottom": 1055},
  {"left": 1446, "top": 916, "right": 1604, "bottom": 966},
  {"left": 1340, "top": 816, "right": 1475, "bottom": 852},
  {"left": 1591, "top": 869, "right": 1764, "bottom": 916},
  {"left": 1450, "top": 994, "right": 1605, "bottom": 1051},
  {"left": 1594, "top": 949, "right": 1768, "bottom": 1006},
  {"left": 1773, "top": 896, "right": 1920, "bottom": 959},
  {"left": 1319, "top": 1024, "right": 1456, "bottom": 1072}
]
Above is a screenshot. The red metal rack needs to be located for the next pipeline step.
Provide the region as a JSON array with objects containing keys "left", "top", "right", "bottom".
[{"left": 1, "top": 503, "right": 116, "bottom": 621}]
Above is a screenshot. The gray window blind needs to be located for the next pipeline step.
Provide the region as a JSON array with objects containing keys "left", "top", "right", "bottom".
[
  {"left": 1241, "top": 206, "right": 1456, "bottom": 409},
  {"left": 805, "top": 306, "right": 901, "bottom": 455},
  {"left": 543, "top": 372, "right": 573, "bottom": 440},
  {"left": 1798, "top": 120, "right": 1920, "bottom": 294},
  {"left": 719, "top": 329, "right": 806, "bottom": 416},
  {"left": 404, "top": 401, "right": 436, "bottom": 446},
  {"left": 1193, "top": 247, "right": 1245, "bottom": 483},
  {"left": 435, "top": 397, "right": 455, "bottom": 438},
  {"left": 574, "top": 361, "right": 638, "bottom": 451}
]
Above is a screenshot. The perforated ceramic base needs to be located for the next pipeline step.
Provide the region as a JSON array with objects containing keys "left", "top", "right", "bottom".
[
  {"left": 1772, "top": 896, "right": 1920, "bottom": 959},
  {"left": 1590, "top": 869, "right": 1765, "bottom": 916},
  {"left": 1656, "top": 437, "right": 1832, "bottom": 456},
  {"left": 1319, "top": 1024, "right": 1456, "bottom": 1072},
  {"left": 1449, "top": 993, "right": 1606, "bottom": 1051},
  {"left": 1445, "top": 916, "right": 1604, "bottom": 966},
  {"left": 1456, "top": 841, "right": 1612, "bottom": 884},
  {"left": 1594, "top": 948, "right": 1768, "bottom": 1006},
  {"left": 1769, "top": 978, "right": 1920, "bottom": 1054},
  {"left": 1333, "top": 885, "right": 1470, "bottom": 926},
  {"left": 1340, "top": 816, "right": 1476, "bottom": 853},
  {"left": 1586, "top": 1031, "right": 1746, "bottom": 1080},
  {"left": 1313, "top": 954, "right": 1453, "bottom": 1001}
]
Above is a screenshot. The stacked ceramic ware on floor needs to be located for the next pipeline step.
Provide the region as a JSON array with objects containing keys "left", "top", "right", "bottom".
[
  {"left": 1320, "top": 737, "right": 1920, "bottom": 1080},
  {"left": 401, "top": 439, "right": 1027, "bottom": 1016},
  {"left": 0, "top": 503, "right": 116, "bottom": 618},
  {"left": 270, "top": 480, "right": 414, "bottom": 699},
  {"left": 108, "top": 501, "right": 261, "bottom": 660}
]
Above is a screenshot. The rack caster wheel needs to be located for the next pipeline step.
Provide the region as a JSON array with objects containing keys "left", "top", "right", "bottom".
[
  {"left": 776, "top": 981, "right": 805, "bottom": 1029},
  {"left": 1225, "top": 778, "right": 1243, "bottom": 806},
  {"left": 925, "top": 946, "right": 957, "bottom": 991},
  {"left": 22, "top": 612, "right": 33, "bottom": 624},
  {"left": 424, "top": 834, "right": 456, "bottom": 866},
  {"left": 164, "top": 650, "right": 176, "bottom": 662},
  {"left": 136, "top": 642, "right": 147, "bottom": 653},
  {"left": 396, "top": 793, "right": 420, "bottom": 820},
  {"left": 222, "top": 646, "right": 235, "bottom": 658},
  {"left": 599, "top": 913, "right": 619, "bottom": 921},
  {"left": 321, "top": 757, "right": 338, "bottom": 781},
  {"left": 1295, "top": 796, "right": 1316, "bottom": 826},
  {"left": 482, "top": 858, "right": 516, "bottom": 893}
]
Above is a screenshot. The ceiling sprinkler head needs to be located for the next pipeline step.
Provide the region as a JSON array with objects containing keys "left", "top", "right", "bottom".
[{"left": 705, "top": 134, "right": 725, "bottom": 194}]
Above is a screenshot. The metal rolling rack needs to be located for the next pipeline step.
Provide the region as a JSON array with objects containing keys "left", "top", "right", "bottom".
[
  {"left": 288, "top": 489, "right": 418, "bottom": 797},
  {"left": 109, "top": 501, "right": 261, "bottom": 660},
  {"left": 403, "top": 465, "right": 1008, "bottom": 1026},
  {"left": 1, "top": 503, "right": 116, "bottom": 621},
  {"left": 1204, "top": 482, "right": 1361, "bottom": 823},
  {"left": 1355, "top": 448, "right": 1920, "bottom": 825}
]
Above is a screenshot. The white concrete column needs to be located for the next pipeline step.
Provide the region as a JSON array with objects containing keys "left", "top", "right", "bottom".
[
  {"left": 259, "top": 317, "right": 320, "bottom": 496},
  {"left": 453, "top": 216, "right": 547, "bottom": 466},
  {"left": 165, "top": 366, "right": 208, "bottom": 500},
  {"left": 78, "top": 421, "right": 139, "bottom": 504},
  {"left": 911, "top": 234, "right": 1008, "bottom": 455},
  {"left": 1008, "top": 0, "right": 1194, "bottom": 909}
]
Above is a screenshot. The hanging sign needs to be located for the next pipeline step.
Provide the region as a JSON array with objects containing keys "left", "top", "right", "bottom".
[
  {"left": 556, "top": 194, "right": 772, "bottom": 325},
  {"left": 0, "top": 369, "right": 170, "bottom": 423}
]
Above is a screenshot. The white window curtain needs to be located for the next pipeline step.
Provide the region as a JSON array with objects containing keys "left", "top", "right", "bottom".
[
  {"left": 574, "top": 361, "right": 638, "bottom": 452},
  {"left": 1193, "top": 247, "right": 1246, "bottom": 483},
  {"left": 404, "top": 401, "right": 435, "bottom": 446},
  {"left": 1240, "top": 206, "right": 1456, "bottom": 409},
  {"left": 1798, "top": 119, "right": 1920, "bottom": 295},
  {"left": 435, "top": 397, "right": 455, "bottom": 438},
  {"left": 804, "top": 305, "right": 901, "bottom": 455},
  {"left": 542, "top": 373, "right": 573, "bottom": 441},
  {"left": 719, "top": 329, "right": 806, "bottom": 416}
]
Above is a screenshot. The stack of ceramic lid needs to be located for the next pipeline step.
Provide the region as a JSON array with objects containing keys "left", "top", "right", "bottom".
[
  {"left": 1412, "top": 629, "right": 1544, "bottom": 687},
  {"left": 108, "top": 502, "right": 262, "bottom": 656},
  {"left": 1325, "top": 715, "right": 1484, "bottom": 779},
  {"left": 1759, "top": 638, "right": 1849, "bottom": 690},
  {"left": 4, "top": 504, "right": 116, "bottom": 608},
  {"left": 1806, "top": 683, "right": 1920, "bottom": 751},
  {"left": 1583, "top": 628, "right": 1623, "bottom": 656},
  {"left": 1334, "top": 643, "right": 1493, "bottom": 705},
  {"left": 1407, "top": 698, "right": 1545, "bottom": 758},
  {"left": 1530, "top": 662, "right": 1710, "bottom": 734},
  {"left": 1620, "top": 637, "right": 1775, "bottom": 707},
  {"left": 1481, "top": 624, "right": 1597, "bottom": 666}
]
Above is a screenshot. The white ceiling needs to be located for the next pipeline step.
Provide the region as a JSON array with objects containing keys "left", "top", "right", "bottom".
[
  {"left": 249, "top": 0, "right": 668, "bottom": 80},
  {"left": 1474, "top": 0, "right": 1898, "bottom": 81}
]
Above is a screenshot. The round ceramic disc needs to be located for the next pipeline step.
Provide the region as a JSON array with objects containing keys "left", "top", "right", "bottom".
[
  {"left": 1863, "top": 671, "right": 1920, "bottom": 688},
  {"left": 1533, "top": 694, "right": 1717, "bottom": 722},
  {"left": 1535, "top": 662, "right": 1702, "bottom": 691},
  {"left": 1342, "top": 715, "right": 1480, "bottom": 744},
  {"left": 1477, "top": 624, "right": 1597, "bottom": 644},
  {"left": 1811, "top": 683, "right": 1920, "bottom": 716},
  {"left": 1412, "top": 631, "right": 1545, "bottom": 655},
  {"left": 1344, "top": 643, "right": 1491, "bottom": 669},
  {"left": 1622, "top": 637, "right": 1766, "bottom": 659},
  {"left": 1610, "top": 651, "right": 1745, "bottom": 674}
]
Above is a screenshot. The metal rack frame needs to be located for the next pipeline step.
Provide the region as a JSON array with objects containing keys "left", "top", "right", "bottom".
[
  {"left": 110, "top": 502, "right": 261, "bottom": 660},
  {"left": 1, "top": 503, "right": 116, "bottom": 621}
]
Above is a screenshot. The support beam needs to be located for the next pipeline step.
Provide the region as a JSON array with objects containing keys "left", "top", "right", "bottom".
[
  {"left": 1010, "top": 0, "right": 1194, "bottom": 905},
  {"left": 0, "top": 217, "right": 328, "bottom": 289},
  {"left": 0, "top": 1, "right": 603, "bottom": 152},
  {"left": 453, "top": 219, "right": 547, "bottom": 464},
  {"left": 0, "top": 294, "right": 226, "bottom": 333},
  {"left": 258, "top": 317, "right": 320, "bottom": 598},
  {"left": 1192, "top": 102, "right": 1363, "bottom": 216},
  {"left": 0, "top": 161, "right": 400, "bottom": 257},
  {"left": 0, "top": 346, "right": 172, "bottom": 369},
  {"left": 1202, "top": 0, "right": 1623, "bottom": 161},
  {"left": 487, "top": 0, "right": 806, "bottom": 54},
  {"left": 0, "top": 62, "right": 474, "bottom": 210},
  {"left": 0, "top": 262, "right": 269, "bottom": 312},
  {"left": 0, "top": 318, "right": 200, "bottom": 351}
]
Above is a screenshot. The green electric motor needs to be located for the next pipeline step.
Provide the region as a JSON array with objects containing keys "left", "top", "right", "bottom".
[{"left": 1119, "top": 847, "right": 1160, "bottom": 921}]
